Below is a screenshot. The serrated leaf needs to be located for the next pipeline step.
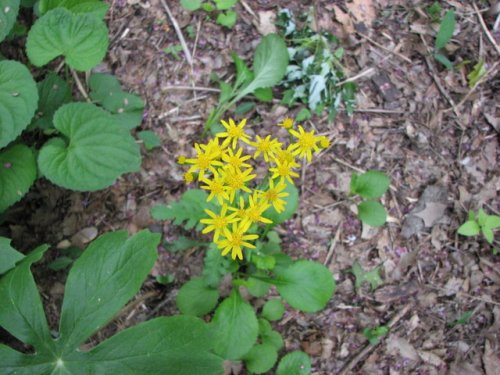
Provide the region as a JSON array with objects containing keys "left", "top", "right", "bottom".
[
  {"left": 176, "top": 276, "right": 219, "bottom": 316},
  {"left": 34, "top": 72, "right": 72, "bottom": 129},
  {"left": 0, "top": 236, "right": 24, "bottom": 274},
  {"left": 457, "top": 220, "right": 480, "bottom": 237},
  {"left": 39, "top": 0, "right": 109, "bottom": 19},
  {"left": 0, "top": 0, "right": 20, "bottom": 43},
  {"left": 26, "top": 8, "right": 108, "bottom": 71},
  {"left": 274, "top": 260, "right": 335, "bottom": 312},
  {"left": 435, "top": 10, "right": 455, "bottom": 50},
  {"left": 0, "top": 144, "right": 37, "bottom": 212},
  {"left": 235, "top": 34, "right": 289, "bottom": 101},
  {"left": 216, "top": 10, "right": 237, "bottom": 28},
  {"left": 351, "top": 261, "right": 383, "bottom": 290},
  {"left": 358, "top": 201, "right": 387, "bottom": 227},
  {"left": 151, "top": 189, "right": 216, "bottom": 230},
  {"left": 59, "top": 230, "right": 160, "bottom": 353},
  {"left": 180, "top": 0, "right": 201, "bottom": 11},
  {"left": 0, "top": 60, "right": 38, "bottom": 148},
  {"left": 263, "top": 180, "right": 298, "bottom": 225},
  {"left": 38, "top": 102, "right": 141, "bottom": 191},
  {"left": 350, "top": 170, "right": 390, "bottom": 199},
  {"left": 86, "top": 316, "right": 223, "bottom": 375},
  {"left": 276, "top": 351, "right": 311, "bottom": 375},
  {"left": 243, "top": 344, "right": 278, "bottom": 374},
  {"left": 0, "top": 244, "right": 53, "bottom": 353},
  {"left": 261, "top": 298, "right": 285, "bottom": 321},
  {"left": 88, "top": 73, "right": 122, "bottom": 102},
  {"left": 214, "top": 0, "right": 237, "bottom": 10},
  {"left": 211, "top": 290, "right": 259, "bottom": 360}
]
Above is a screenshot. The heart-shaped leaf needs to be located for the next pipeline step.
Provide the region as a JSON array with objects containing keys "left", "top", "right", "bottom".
[
  {"left": 0, "top": 0, "right": 19, "bottom": 42},
  {"left": 357, "top": 201, "right": 387, "bottom": 227},
  {"left": 26, "top": 8, "right": 108, "bottom": 71},
  {"left": 33, "top": 72, "right": 72, "bottom": 129},
  {"left": 38, "top": 102, "right": 141, "bottom": 191},
  {"left": 0, "top": 60, "right": 38, "bottom": 148},
  {"left": 0, "top": 144, "right": 37, "bottom": 212}
]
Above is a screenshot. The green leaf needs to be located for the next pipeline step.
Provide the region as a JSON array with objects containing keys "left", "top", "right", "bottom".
[
  {"left": 435, "top": 10, "right": 455, "bottom": 50},
  {"left": 467, "top": 60, "right": 487, "bottom": 88},
  {"left": 232, "top": 52, "right": 253, "bottom": 87},
  {"left": 485, "top": 215, "right": 500, "bottom": 230},
  {"left": 350, "top": 170, "right": 390, "bottom": 199},
  {"left": 234, "top": 101, "right": 256, "bottom": 114},
  {"left": 448, "top": 310, "right": 473, "bottom": 327},
  {"left": 0, "top": 236, "right": 24, "bottom": 274},
  {"left": 261, "top": 329, "right": 283, "bottom": 351},
  {"left": 357, "top": 201, "right": 387, "bottom": 227},
  {"left": 211, "top": 290, "right": 259, "bottom": 360},
  {"left": 200, "top": 2, "right": 215, "bottom": 12},
  {"left": 202, "top": 244, "right": 238, "bottom": 288},
  {"left": 59, "top": 230, "right": 160, "bottom": 353},
  {"left": 261, "top": 298, "right": 285, "bottom": 321},
  {"left": 137, "top": 130, "right": 161, "bottom": 150},
  {"left": 219, "top": 81, "right": 233, "bottom": 103},
  {"left": 26, "top": 8, "right": 108, "bottom": 71},
  {"left": 263, "top": 180, "right": 299, "bottom": 225},
  {"left": 38, "top": 102, "right": 141, "bottom": 191},
  {"left": 235, "top": 34, "right": 289, "bottom": 101},
  {"left": 40, "top": 0, "right": 109, "bottom": 19},
  {"left": 176, "top": 276, "right": 219, "bottom": 316},
  {"left": 295, "top": 107, "right": 311, "bottom": 122},
  {"left": 274, "top": 260, "right": 335, "bottom": 313},
  {"left": 457, "top": 220, "right": 480, "bottom": 237},
  {"left": 216, "top": 10, "right": 237, "bottom": 28},
  {"left": 0, "top": 244, "right": 53, "bottom": 353},
  {"left": 434, "top": 52, "right": 453, "bottom": 70},
  {"left": 254, "top": 87, "right": 273, "bottom": 102},
  {"left": 246, "top": 276, "right": 271, "bottom": 297},
  {"left": 0, "top": 144, "right": 37, "bottom": 213},
  {"left": 477, "top": 209, "right": 488, "bottom": 226},
  {"left": 214, "top": 0, "right": 237, "bottom": 10},
  {"left": 34, "top": 72, "right": 72, "bottom": 129},
  {"left": 482, "top": 226, "right": 494, "bottom": 244},
  {"left": 86, "top": 316, "right": 223, "bottom": 375},
  {"left": 0, "top": 60, "right": 38, "bottom": 148},
  {"left": 180, "top": 0, "right": 201, "bottom": 11},
  {"left": 363, "top": 325, "right": 389, "bottom": 345},
  {"left": 151, "top": 189, "right": 216, "bottom": 231},
  {"left": 243, "top": 343, "right": 278, "bottom": 374},
  {"left": 351, "top": 261, "right": 383, "bottom": 290},
  {"left": 308, "top": 75, "right": 326, "bottom": 111},
  {"left": 89, "top": 73, "right": 122, "bottom": 101},
  {"left": 164, "top": 236, "right": 208, "bottom": 253},
  {"left": 276, "top": 351, "right": 311, "bottom": 375},
  {"left": 0, "top": 0, "right": 20, "bottom": 43}
]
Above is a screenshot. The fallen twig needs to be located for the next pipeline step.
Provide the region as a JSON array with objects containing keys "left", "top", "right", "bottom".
[
  {"left": 473, "top": 2, "right": 500, "bottom": 55},
  {"left": 162, "top": 85, "right": 221, "bottom": 93},
  {"left": 71, "top": 69, "right": 90, "bottom": 102},
  {"left": 160, "top": 0, "right": 193, "bottom": 68},
  {"left": 324, "top": 225, "right": 341, "bottom": 266}
]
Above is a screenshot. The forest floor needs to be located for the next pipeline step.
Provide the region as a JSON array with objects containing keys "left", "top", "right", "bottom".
[{"left": 2, "top": 0, "right": 500, "bottom": 374}]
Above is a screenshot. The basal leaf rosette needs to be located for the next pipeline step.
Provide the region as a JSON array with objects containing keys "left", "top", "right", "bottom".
[
  {"left": 38, "top": 102, "right": 141, "bottom": 191},
  {"left": 0, "top": 60, "right": 38, "bottom": 148},
  {"left": 178, "top": 117, "right": 330, "bottom": 260},
  {"left": 26, "top": 7, "right": 108, "bottom": 71}
]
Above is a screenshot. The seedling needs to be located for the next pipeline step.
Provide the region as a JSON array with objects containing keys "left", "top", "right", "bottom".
[
  {"left": 458, "top": 208, "right": 500, "bottom": 246},
  {"left": 448, "top": 310, "right": 473, "bottom": 328},
  {"left": 350, "top": 261, "right": 384, "bottom": 290},
  {"left": 433, "top": 9, "right": 456, "bottom": 69},
  {"left": 163, "top": 44, "right": 183, "bottom": 60},
  {"left": 181, "top": 0, "right": 239, "bottom": 28},
  {"left": 350, "top": 170, "right": 390, "bottom": 227},
  {"left": 363, "top": 325, "right": 389, "bottom": 345}
]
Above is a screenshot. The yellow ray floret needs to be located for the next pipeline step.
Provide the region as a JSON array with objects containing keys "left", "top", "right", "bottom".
[
  {"left": 262, "top": 178, "right": 289, "bottom": 213},
  {"left": 269, "top": 159, "right": 300, "bottom": 184},
  {"left": 200, "top": 171, "right": 229, "bottom": 205},
  {"left": 222, "top": 147, "right": 252, "bottom": 169},
  {"left": 200, "top": 205, "right": 239, "bottom": 242},
  {"left": 244, "top": 192, "right": 272, "bottom": 225},
  {"left": 220, "top": 165, "right": 256, "bottom": 202},
  {"left": 185, "top": 143, "right": 223, "bottom": 180},
  {"left": 250, "top": 135, "right": 282, "bottom": 162},
  {"left": 217, "top": 221, "right": 259, "bottom": 260}
]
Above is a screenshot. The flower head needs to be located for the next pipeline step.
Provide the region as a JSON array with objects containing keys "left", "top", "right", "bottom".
[
  {"left": 269, "top": 159, "right": 300, "bottom": 184},
  {"left": 250, "top": 135, "right": 282, "bottom": 162},
  {"left": 217, "top": 118, "right": 251, "bottom": 149},
  {"left": 289, "top": 125, "right": 321, "bottom": 162},
  {"left": 217, "top": 221, "right": 259, "bottom": 260},
  {"left": 262, "top": 178, "right": 289, "bottom": 213},
  {"left": 200, "top": 205, "right": 239, "bottom": 242},
  {"left": 278, "top": 117, "right": 294, "bottom": 129}
]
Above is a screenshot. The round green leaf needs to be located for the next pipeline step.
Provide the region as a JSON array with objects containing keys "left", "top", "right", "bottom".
[
  {"left": 261, "top": 329, "right": 283, "bottom": 351},
  {"left": 261, "top": 298, "right": 285, "bottom": 321},
  {"left": 180, "top": 0, "right": 201, "bottom": 11},
  {"left": 276, "top": 351, "right": 311, "bottom": 375},
  {"left": 274, "top": 260, "right": 335, "bottom": 313},
  {"left": 457, "top": 220, "right": 480, "bottom": 237},
  {"left": 358, "top": 201, "right": 387, "bottom": 227},
  {"left": 0, "top": 144, "right": 36, "bottom": 212},
  {"left": 26, "top": 8, "right": 108, "bottom": 71},
  {"left": 211, "top": 290, "right": 258, "bottom": 360},
  {"left": 243, "top": 344, "right": 278, "bottom": 374},
  {"left": 0, "top": 60, "right": 38, "bottom": 148},
  {"left": 176, "top": 277, "right": 219, "bottom": 317},
  {"left": 350, "top": 170, "right": 390, "bottom": 199},
  {"left": 38, "top": 102, "right": 141, "bottom": 191},
  {"left": 0, "top": 0, "right": 20, "bottom": 42},
  {"left": 263, "top": 181, "right": 299, "bottom": 225}
]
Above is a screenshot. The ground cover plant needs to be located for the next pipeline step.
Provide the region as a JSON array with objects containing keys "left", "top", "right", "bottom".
[{"left": 1, "top": 1, "right": 500, "bottom": 374}]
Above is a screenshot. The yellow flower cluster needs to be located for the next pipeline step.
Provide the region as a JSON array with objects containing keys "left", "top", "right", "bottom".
[{"left": 179, "top": 117, "right": 329, "bottom": 260}]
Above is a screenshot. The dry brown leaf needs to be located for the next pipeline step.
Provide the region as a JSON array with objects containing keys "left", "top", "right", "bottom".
[
  {"left": 483, "top": 339, "right": 500, "bottom": 375},
  {"left": 332, "top": 5, "right": 355, "bottom": 34},
  {"left": 414, "top": 202, "right": 447, "bottom": 227},
  {"left": 386, "top": 335, "right": 419, "bottom": 361},
  {"left": 71, "top": 226, "right": 98, "bottom": 247},
  {"left": 418, "top": 350, "right": 445, "bottom": 367},
  {"left": 347, "top": 0, "right": 377, "bottom": 25},
  {"left": 257, "top": 11, "right": 276, "bottom": 35}
]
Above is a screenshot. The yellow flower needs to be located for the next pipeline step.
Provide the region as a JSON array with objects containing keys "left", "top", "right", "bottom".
[
  {"left": 250, "top": 135, "right": 282, "bottom": 162},
  {"left": 244, "top": 193, "right": 272, "bottom": 225},
  {"left": 289, "top": 125, "right": 321, "bottom": 162},
  {"left": 262, "top": 178, "right": 289, "bottom": 213},
  {"left": 273, "top": 144, "right": 296, "bottom": 165},
  {"left": 200, "top": 205, "right": 239, "bottom": 242},
  {"left": 217, "top": 221, "right": 259, "bottom": 260},
  {"left": 217, "top": 118, "right": 251, "bottom": 149},
  {"left": 228, "top": 196, "right": 248, "bottom": 222},
  {"left": 202, "top": 137, "right": 226, "bottom": 159},
  {"left": 278, "top": 117, "right": 294, "bottom": 129},
  {"left": 269, "top": 159, "right": 300, "bottom": 184},
  {"left": 185, "top": 143, "right": 223, "bottom": 180},
  {"left": 318, "top": 136, "right": 330, "bottom": 149},
  {"left": 222, "top": 147, "right": 252, "bottom": 169},
  {"left": 220, "top": 165, "right": 256, "bottom": 202},
  {"left": 200, "top": 171, "right": 229, "bottom": 205},
  {"left": 183, "top": 172, "right": 194, "bottom": 184},
  {"left": 177, "top": 155, "right": 186, "bottom": 164}
]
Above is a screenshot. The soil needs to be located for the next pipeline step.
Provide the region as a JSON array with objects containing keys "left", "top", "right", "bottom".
[{"left": 1, "top": 0, "right": 499, "bottom": 374}]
